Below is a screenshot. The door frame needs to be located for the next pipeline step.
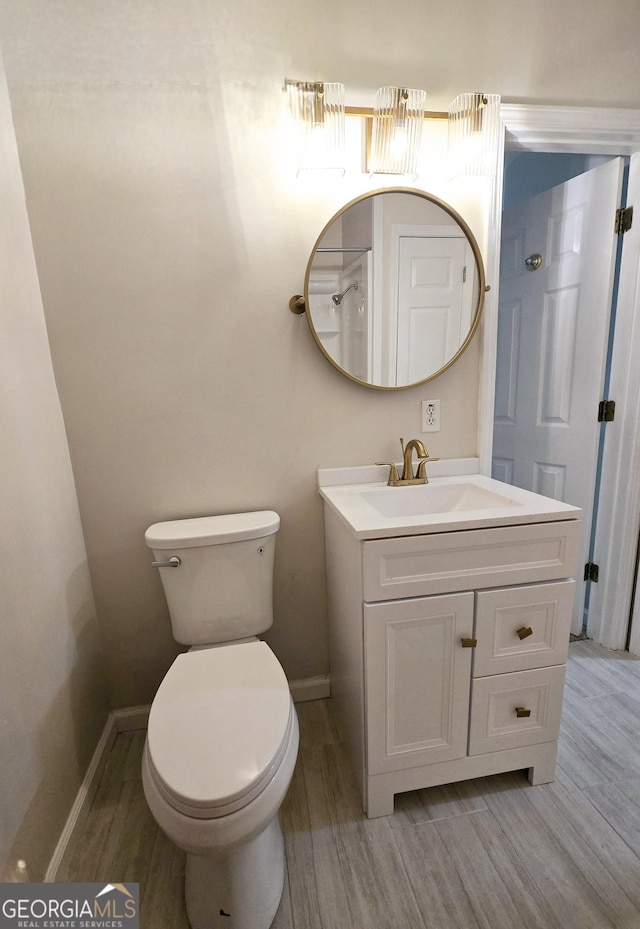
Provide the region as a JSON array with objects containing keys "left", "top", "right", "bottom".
[{"left": 479, "top": 104, "right": 640, "bottom": 652}]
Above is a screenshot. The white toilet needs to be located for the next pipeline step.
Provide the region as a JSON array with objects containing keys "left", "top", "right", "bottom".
[{"left": 141, "top": 511, "right": 299, "bottom": 929}]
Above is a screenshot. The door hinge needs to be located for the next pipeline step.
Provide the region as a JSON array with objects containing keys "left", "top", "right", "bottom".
[
  {"left": 615, "top": 206, "right": 633, "bottom": 235},
  {"left": 462, "top": 266, "right": 467, "bottom": 283},
  {"left": 598, "top": 399, "right": 616, "bottom": 422},
  {"left": 584, "top": 562, "right": 600, "bottom": 582}
]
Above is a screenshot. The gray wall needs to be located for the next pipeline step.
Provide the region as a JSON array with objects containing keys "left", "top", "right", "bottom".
[
  {"left": 0, "top": 51, "right": 108, "bottom": 881},
  {"left": 503, "top": 152, "right": 617, "bottom": 210}
]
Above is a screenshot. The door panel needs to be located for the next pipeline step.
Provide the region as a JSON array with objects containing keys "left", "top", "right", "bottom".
[
  {"left": 364, "top": 593, "right": 474, "bottom": 774},
  {"left": 396, "top": 235, "right": 473, "bottom": 383}
]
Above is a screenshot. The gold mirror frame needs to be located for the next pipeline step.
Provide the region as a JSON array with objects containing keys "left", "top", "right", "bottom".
[{"left": 293, "top": 187, "right": 488, "bottom": 391}]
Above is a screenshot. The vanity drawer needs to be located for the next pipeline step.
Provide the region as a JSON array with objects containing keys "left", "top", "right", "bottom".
[
  {"left": 468, "top": 665, "right": 565, "bottom": 756},
  {"left": 363, "top": 521, "right": 580, "bottom": 602},
  {"left": 473, "top": 580, "right": 574, "bottom": 677}
]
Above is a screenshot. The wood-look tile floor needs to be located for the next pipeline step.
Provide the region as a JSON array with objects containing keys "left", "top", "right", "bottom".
[{"left": 56, "top": 641, "right": 640, "bottom": 928}]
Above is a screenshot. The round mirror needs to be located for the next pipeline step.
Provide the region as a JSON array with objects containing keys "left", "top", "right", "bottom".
[{"left": 302, "top": 188, "right": 486, "bottom": 389}]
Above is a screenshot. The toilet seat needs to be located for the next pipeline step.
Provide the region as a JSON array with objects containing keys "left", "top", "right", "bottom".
[{"left": 146, "top": 641, "right": 293, "bottom": 819}]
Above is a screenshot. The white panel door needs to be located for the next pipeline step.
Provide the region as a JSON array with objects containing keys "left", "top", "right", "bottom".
[
  {"left": 493, "top": 159, "right": 624, "bottom": 634},
  {"left": 396, "top": 235, "right": 473, "bottom": 384},
  {"left": 364, "top": 593, "right": 474, "bottom": 775}
]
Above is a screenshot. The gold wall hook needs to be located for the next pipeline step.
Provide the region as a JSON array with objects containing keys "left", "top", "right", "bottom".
[{"left": 289, "top": 294, "right": 306, "bottom": 314}]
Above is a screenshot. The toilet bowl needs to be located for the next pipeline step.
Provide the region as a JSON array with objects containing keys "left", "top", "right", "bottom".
[
  {"left": 142, "top": 641, "right": 299, "bottom": 929},
  {"left": 142, "top": 512, "right": 299, "bottom": 929}
]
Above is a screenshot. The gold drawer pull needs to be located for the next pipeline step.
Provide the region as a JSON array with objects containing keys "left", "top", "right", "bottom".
[
  {"left": 515, "top": 707, "right": 532, "bottom": 718},
  {"left": 461, "top": 637, "right": 477, "bottom": 648},
  {"left": 517, "top": 626, "right": 534, "bottom": 640}
]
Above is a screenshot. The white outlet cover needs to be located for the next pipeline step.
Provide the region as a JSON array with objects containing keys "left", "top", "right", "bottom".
[{"left": 421, "top": 399, "right": 440, "bottom": 433}]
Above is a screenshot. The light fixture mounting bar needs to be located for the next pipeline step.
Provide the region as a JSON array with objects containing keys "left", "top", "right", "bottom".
[{"left": 345, "top": 106, "right": 448, "bottom": 120}]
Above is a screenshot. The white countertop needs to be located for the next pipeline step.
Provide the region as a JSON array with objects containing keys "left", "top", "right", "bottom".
[{"left": 318, "top": 464, "right": 582, "bottom": 540}]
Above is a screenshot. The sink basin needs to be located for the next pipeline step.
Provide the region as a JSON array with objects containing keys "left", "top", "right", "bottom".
[{"left": 360, "top": 482, "right": 521, "bottom": 518}]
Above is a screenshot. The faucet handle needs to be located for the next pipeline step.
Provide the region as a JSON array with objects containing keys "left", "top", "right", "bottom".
[
  {"left": 376, "top": 462, "right": 400, "bottom": 486},
  {"left": 416, "top": 456, "right": 440, "bottom": 481}
]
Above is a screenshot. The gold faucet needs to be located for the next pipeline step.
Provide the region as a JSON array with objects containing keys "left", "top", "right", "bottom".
[{"left": 377, "top": 438, "right": 439, "bottom": 486}]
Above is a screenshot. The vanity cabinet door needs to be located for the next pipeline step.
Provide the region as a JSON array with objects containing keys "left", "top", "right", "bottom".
[{"left": 364, "top": 592, "right": 474, "bottom": 775}]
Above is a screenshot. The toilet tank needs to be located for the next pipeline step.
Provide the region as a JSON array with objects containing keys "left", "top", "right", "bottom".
[{"left": 145, "top": 511, "right": 280, "bottom": 646}]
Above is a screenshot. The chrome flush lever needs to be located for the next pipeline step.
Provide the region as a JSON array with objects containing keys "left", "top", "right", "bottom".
[{"left": 151, "top": 556, "right": 181, "bottom": 568}]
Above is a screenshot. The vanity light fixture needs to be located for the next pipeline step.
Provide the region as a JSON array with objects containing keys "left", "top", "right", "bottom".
[
  {"left": 448, "top": 92, "right": 501, "bottom": 177},
  {"left": 368, "top": 87, "right": 427, "bottom": 177},
  {"left": 285, "top": 79, "right": 346, "bottom": 175}
]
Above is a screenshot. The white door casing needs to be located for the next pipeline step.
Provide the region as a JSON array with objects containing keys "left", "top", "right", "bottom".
[
  {"left": 588, "top": 151, "right": 640, "bottom": 653},
  {"left": 481, "top": 104, "right": 640, "bottom": 649},
  {"left": 493, "top": 159, "right": 623, "bottom": 635}
]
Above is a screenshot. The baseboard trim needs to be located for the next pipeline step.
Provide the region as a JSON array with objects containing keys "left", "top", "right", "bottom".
[
  {"left": 112, "top": 704, "right": 151, "bottom": 731},
  {"left": 289, "top": 675, "right": 331, "bottom": 703},
  {"left": 44, "top": 713, "right": 118, "bottom": 881},
  {"left": 45, "top": 678, "right": 328, "bottom": 879},
  {"left": 45, "top": 706, "right": 152, "bottom": 881}
]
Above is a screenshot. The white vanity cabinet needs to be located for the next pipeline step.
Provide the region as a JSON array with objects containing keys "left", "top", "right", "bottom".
[{"left": 321, "top": 496, "right": 580, "bottom": 818}]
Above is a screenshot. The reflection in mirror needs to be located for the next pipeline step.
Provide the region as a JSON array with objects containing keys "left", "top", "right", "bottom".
[{"left": 303, "top": 189, "right": 486, "bottom": 390}]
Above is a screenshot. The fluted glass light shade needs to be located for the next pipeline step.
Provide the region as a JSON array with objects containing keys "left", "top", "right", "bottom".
[
  {"left": 448, "top": 93, "right": 501, "bottom": 177},
  {"left": 286, "top": 80, "right": 346, "bottom": 175},
  {"left": 369, "top": 87, "right": 427, "bottom": 177}
]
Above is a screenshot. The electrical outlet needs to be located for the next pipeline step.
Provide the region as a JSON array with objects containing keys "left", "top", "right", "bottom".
[{"left": 421, "top": 399, "right": 440, "bottom": 433}]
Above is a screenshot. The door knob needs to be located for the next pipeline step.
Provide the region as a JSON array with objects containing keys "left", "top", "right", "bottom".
[{"left": 525, "top": 253, "right": 543, "bottom": 271}]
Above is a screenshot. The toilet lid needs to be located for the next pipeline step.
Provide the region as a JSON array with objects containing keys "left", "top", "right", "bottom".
[{"left": 146, "top": 641, "right": 292, "bottom": 817}]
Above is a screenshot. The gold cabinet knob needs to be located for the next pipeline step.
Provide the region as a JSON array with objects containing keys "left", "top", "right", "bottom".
[
  {"left": 461, "top": 638, "right": 478, "bottom": 648},
  {"left": 515, "top": 707, "right": 532, "bottom": 718},
  {"left": 517, "top": 626, "right": 534, "bottom": 640}
]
